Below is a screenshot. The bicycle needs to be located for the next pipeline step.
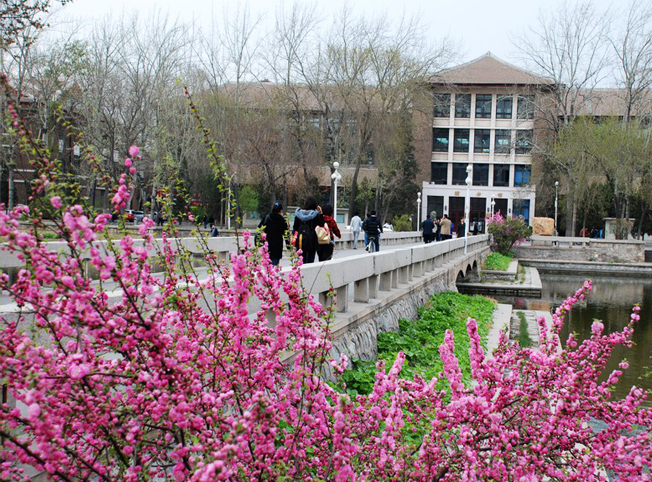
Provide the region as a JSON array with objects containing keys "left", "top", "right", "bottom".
[{"left": 366, "top": 235, "right": 379, "bottom": 253}]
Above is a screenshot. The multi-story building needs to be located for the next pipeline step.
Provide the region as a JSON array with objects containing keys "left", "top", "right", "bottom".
[{"left": 415, "top": 52, "right": 554, "bottom": 232}]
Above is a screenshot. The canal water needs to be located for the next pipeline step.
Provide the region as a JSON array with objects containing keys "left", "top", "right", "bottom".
[{"left": 498, "top": 272, "right": 652, "bottom": 405}]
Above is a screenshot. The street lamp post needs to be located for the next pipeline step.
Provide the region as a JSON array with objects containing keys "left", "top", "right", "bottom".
[
  {"left": 226, "top": 174, "right": 233, "bottom": 231},
  {"left": 491, "top": 197, "right": 496, "bottom": 217},
  {"left": 464, "top": 163, "right": 472, "bottom": 254},
  {"left": 554, "top": 180, "right": 559, "bottom": 237},
  {"left": 417, "top": 192, "right": 422, "bottom": 229},
  {"left": 331, "top": 162, "right": 342, "bottom": 221}
]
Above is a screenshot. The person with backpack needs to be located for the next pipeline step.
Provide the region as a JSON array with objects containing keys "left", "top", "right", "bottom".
[
  {"left": 317, "top": 204, "right": 341, "bottom": 261},
  {"left": 440, "top": 214, "right": 452, "bottom": 240},
  {"left": 362, "top": 210, "right": 383, "bottom": 252},
  {"left": 292, "top": 197, "right": 325, "bottom": 264},
  {"left": 258, "top": 202, "right": 288, "bottom": 266}
]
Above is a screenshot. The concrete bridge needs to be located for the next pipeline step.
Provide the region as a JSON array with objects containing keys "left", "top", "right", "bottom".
[
  {"left": 0, "top": 232, "right": 491, "bottom": 367},
  {"left": 295, "top": 235, "right": 490, "bottom": 369}
]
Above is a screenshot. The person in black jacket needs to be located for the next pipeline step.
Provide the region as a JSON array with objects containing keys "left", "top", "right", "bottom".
[
  {"left": 457, "top": 218, "right": 466, "bottom": 238},
  {"left": 259, "top": 202, "right": 288, "bottom": 266},
  {"left": 422, "top": 214, "right": 435, "bottom": 243},
  {"left": 292, "top": 197, "right": 325, "bottom": 264},
  {"left": 362, "top": 211, "right": 383, "bottom": 252}
]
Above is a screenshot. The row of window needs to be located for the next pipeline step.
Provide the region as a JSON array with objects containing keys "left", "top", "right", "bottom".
[
  {"left": 433, "top": 128, "right": 533, "bottom": 154},
  {"left": 430, "top": 162, "right": 531, "bottom": 187},
  {"left": 434, "top": 93, "right": 535, "bottom": 120}
]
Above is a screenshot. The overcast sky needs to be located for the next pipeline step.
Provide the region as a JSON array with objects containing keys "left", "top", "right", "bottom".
[{"left": 58, "top": 0, "right": 619, "bottom": 64}]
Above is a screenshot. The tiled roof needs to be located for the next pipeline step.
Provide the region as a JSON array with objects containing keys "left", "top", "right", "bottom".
[
  {"left": 574, "top": 88, "right": 652, "bottom": 117},
  {"left": 218, "top": 81, "right": 350, "bottom": 111},
  {"left": 430, "top": 52, "right": 554, "bottom": 87}
]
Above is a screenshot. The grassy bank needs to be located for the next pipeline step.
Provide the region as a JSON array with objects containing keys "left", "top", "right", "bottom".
[{"left": 340, "top": 292, "right": 495, "bottom": 396}]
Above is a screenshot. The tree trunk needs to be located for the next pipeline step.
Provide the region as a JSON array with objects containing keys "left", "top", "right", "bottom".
[
  {"left": 90, "top": 178, "right": 97, "bottom": 209},
  {"left": 8, "top": 165, "right": 14, "bottom": 210},
  {"left": 347, "top": 163, "right": 361, "bottom": 220},
  {"left": 565, "top": 194, "right": 574, "bottom": 237},
  {"left": 636, "top": 206, "right": 646, "bottom": 240}
]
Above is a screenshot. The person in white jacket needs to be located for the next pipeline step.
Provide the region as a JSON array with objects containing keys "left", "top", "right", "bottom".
[{"left": 349, "top": 211, "right": 362, "bottom": 249}]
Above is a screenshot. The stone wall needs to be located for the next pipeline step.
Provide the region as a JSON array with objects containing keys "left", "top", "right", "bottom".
[
  {"left": 513, "top": 239, "right": 644, "bottom": 264},
  {"left": 321, "top": 264, "right": 461, "bottom": 381}
]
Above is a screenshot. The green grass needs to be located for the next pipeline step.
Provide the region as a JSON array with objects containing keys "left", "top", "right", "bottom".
[
  {"left": 517, "top": 311, "right": 533, "bottom": 348},
  {"left": 340, "top": 292, "right": 496, "bottom": 396},
  {"left": 483, "top": 252, "right": 513, "bottom": 271}
]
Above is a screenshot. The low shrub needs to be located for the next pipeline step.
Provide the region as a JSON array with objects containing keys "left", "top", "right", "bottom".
[
  {"left": 392, "top": 214, "right": 412, "bottom": 232},
  {"left": 484, "top": 251, "right": 512, "bottom": 271}
]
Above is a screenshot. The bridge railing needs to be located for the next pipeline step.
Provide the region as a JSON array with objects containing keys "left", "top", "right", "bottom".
[
  {"left": 0, "top": 233, "right": 490, "bottom": 321},
  {"left": 0, "top": 231, "right": 425, "bottom": 278},
  {"left": 529, "top": 234, "right": 644, "bottom": 248},
  {"left": 333, "top": 231, "right": 424, "bottom": 250},
  {"left": 298, "top": 235, "right": 490, "bottom": 313}
]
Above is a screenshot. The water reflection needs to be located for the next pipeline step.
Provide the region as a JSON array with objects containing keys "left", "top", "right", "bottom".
[{"left": 495, "top": 272, "right": 652, "bottom": 404}]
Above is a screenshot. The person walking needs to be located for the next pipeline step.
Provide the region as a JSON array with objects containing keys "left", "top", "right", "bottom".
[
  {"left": 259, "top": 202, "right": 288, "bottom": 266},
  {"left": 457, "top": 217, "right": 466, "bottom": 238},
  {"left": 210, "top": 224, "right": 219, "bottom": 237},
  {"left": 349, "top": 211, "right": 362, "bottom": 249},
  {"left": 317, "top": 204, "right": 341, "bottom": 261},
  {"left": 435, "top": 216, "right": 442, "bottom": 242},
  {"left": 422, "top": 214, "right": 435, "bottom": 243},
  {"left": 292, "top": 197, "right": 325, "bottom": 264},
  {"left": 362, "top": 210, "right": 383, "bottom": 252},
  {"left": 440, "top": 214, "right": 452, "bottom": 240}
]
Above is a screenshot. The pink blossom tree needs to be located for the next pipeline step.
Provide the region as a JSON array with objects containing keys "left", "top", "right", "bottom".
[
  {"left": 1, "top": 74, "right": 651, "bottom": 481},
  {"left": 487, "top": 211, "right": 533, "bottom": 255}
]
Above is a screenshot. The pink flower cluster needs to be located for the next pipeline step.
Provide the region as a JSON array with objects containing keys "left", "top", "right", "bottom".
[{"left": 0, "top": 163, "right": 650, "bottom": 481}]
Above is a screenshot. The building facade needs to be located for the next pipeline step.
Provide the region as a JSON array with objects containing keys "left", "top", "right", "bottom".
[{"left": 415, "top": 53, "right": 554, "bottom": 232}]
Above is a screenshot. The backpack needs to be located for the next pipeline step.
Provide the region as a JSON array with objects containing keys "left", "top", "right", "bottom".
[
  {"left": 293, "top": 219, "right": 314, "bottom": 251},
  {"left": 315, "top": 223, "right": 331, "bottom": 245}
]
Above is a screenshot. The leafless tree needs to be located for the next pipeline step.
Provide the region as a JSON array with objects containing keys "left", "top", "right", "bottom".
[
  {"left": 308, "top": 9, "right": 455, "bottom": 218},
  {"left": 513, "top": 1, "right": 611, "bottom": 235},
  {"left": 0, "top": 0, "right": 70, "bottom": 49},
  {"left": 0, "top": 15, "right": 43, "bottom": 209},
  {"left": 610, "top": 0, "right": 652, "bottom": 122},
  {"left": 75, "top": 12, "right": 190, "bottom": 209}
]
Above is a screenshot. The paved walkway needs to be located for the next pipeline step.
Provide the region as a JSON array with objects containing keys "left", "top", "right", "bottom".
[
  {"left": 276, "top": 241, "right": 424, "bottom": 268},
  {"left": 511, "top": 310, "right": 558, "bottom": 352}
]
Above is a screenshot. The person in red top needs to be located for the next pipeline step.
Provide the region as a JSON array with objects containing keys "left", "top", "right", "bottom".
[{"left": 317, "top": 203, "right": 341, "bottom": 261}]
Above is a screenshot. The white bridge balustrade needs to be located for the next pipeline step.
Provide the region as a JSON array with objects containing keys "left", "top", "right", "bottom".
[
  {"left": 0, "top": 236, "right": 240, "bottom": 280},
  {"left": 333, "top": 231, "right": 425, "bottom": 250},
  {"left": 299, "top": 235, "right": 489, "bottom": 313},
  {"left": 0, "top": 231, "right": 427, "bottom": 280}
]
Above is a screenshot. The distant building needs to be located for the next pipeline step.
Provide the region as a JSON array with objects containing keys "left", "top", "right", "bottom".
[{"left": 414, "top": 52, "right": 555, "bottom": 231}]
